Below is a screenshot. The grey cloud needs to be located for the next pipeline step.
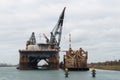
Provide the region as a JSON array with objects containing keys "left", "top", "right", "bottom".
[{"left": 0, "top": 0, "right": 120, "bottom": 64}]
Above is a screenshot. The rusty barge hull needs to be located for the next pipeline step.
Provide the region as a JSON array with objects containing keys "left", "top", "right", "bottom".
[{"left": 18, "top": 50, "right": 59, "bottom": 70}]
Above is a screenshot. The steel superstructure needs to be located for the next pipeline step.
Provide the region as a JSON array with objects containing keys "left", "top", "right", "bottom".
[{"left": 18, "top": 7, "right": 66, "bottom": 70}]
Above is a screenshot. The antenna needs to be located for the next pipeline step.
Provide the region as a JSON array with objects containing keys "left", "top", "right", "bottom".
[{"left": 69, "top": 33, "right": 71, "bottom": 49}]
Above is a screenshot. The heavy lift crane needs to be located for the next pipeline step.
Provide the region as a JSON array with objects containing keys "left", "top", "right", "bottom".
[
  {"left": 49, "top": 7, "right": 66, "bottom": 49},
  {"left": 28, "top": 7, "right": 66, "bottom": 50},
  {"left": 18, "top": 7, "right": 66, "bottom": 70}
]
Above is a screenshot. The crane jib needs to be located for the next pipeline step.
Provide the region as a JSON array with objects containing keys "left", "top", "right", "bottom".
[{"left": 49, "top": 7, "right": 66, "bottom": 49}]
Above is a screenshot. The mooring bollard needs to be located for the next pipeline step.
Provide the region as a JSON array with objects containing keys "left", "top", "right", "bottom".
[
  {"left": 92, "top": 68, "right": 96, "bottom": 77},
  {"left": 65, "top": 68, "right": 69, "bottom": 77}
]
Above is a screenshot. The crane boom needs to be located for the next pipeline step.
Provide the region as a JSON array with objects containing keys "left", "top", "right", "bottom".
[{"left": 50, "top": 7, "right": 66, "bottom": 49}]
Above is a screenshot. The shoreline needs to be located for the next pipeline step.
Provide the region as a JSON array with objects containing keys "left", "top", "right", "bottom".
[{"left": 92, "top": 65, "right": 120, "bottom": 71}]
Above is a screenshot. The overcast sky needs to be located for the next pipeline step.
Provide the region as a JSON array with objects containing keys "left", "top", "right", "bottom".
[{"left": 0, "top": 0, "right": 120, "bottom": 64}]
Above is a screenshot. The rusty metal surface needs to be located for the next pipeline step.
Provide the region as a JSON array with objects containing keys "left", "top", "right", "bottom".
[
  {"left": 63, "top": 48, "right": 89, "bottom": 71},
  {"left": 18, "top": 50, "right": 59, "bottom": 70}
]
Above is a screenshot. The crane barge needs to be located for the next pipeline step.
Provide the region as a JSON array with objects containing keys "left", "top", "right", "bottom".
[{"left": 18, "top": 7, "right": 66, "bottom": 70}]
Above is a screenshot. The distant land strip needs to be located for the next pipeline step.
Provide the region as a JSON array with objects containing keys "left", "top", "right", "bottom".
[
  {"left": 88, "top": 59, "right": 120, "bottom": 71},
  {"left": 0, "top": 63, "right": 17, "bottom": 67}
]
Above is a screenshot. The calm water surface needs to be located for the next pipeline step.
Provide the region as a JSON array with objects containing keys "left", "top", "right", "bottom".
[{"left": 0, "top": 67, "right": 119, "bottom": 80}]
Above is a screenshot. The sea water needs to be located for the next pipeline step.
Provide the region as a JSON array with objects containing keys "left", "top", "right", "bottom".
[{"left": 0, "top": 67, "right": 119, "bottom": 80}]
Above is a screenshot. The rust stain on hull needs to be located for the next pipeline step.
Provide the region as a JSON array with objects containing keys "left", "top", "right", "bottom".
[{"left": 18, "top": 50, "right": 59, "bottom": 70}]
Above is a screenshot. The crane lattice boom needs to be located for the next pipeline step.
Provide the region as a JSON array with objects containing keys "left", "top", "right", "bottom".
[{"left": 50, "top": 7, "right": 66, "bottom": 49}]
